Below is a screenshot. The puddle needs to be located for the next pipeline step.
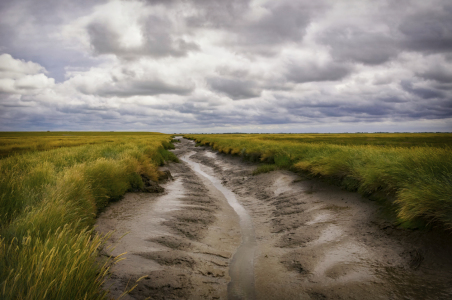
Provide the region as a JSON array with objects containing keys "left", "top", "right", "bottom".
[{"left": 181, "top": 151, "right": 257, "bottom": 300}]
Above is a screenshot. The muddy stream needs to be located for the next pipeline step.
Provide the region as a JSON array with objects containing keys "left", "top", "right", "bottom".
[
  {"left": 96, "top": 138, "right": 452, "bottom": 300},
  {"left": 181, "top": 151, "right": 257, "bottom": 299}
]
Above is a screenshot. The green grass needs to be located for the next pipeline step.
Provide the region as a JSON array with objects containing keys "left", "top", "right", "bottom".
[
  {"left": 1, "top": 226, "right": 114, "bottom": 300},
  {"left": 252, "top": 164, "right": 279, "bottom": 175},
  {"left": 185, "top": 133, "right": 452, "bottom": 229},
  {"left": 0, "top": 132, "right": 176, "bottom": 299}
]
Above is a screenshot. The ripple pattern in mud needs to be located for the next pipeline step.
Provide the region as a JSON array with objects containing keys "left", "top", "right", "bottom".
[{"left": 181, "top": 151, "right": 257, "bottom": 300}]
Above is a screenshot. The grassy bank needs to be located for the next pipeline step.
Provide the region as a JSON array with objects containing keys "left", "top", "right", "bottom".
[
  {"left": 0, "top": 133, "right": 177, "bottom": 299},
  {"left": 186, "top": 133, "right": 452, "bottom": 229}
]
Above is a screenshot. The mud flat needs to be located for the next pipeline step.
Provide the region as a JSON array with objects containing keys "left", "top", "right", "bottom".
[{"left": 96, "top": 138, "right": 452, "bottom": 299}]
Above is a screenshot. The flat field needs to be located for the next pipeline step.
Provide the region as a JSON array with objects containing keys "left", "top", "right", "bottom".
[
  {"left": 0, "top": 131, "right": 166, "bottom": 158},
  {"left": 185, "top": 133, "right": 452, "bottom": 228},
  {"left": 2, "top": 132, "right": 452, "bottom": 299},
  {"left": 0, "top": 132, "right": 177, "bottom": 300}
]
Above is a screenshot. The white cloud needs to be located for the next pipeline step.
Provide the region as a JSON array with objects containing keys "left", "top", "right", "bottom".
[
  {"left": 0, "top": 53, "right": 45, "bottom": 78},
  {"left": 0, "top": 54, "right": 54, "bottom": 95}
]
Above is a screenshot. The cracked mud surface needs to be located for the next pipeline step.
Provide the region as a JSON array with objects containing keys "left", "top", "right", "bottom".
[{"left": 96, "top": 138, "right": 452, "bottom": 299}]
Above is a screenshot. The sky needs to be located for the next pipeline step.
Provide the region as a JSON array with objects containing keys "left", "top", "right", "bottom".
[{"left": 0, "top": 0, "right": 451, "bottom": 133}]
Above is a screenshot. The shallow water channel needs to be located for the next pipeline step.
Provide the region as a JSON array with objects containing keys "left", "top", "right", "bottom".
[{"left": 181, "top": 151, "right": 257, "bottom": 300}]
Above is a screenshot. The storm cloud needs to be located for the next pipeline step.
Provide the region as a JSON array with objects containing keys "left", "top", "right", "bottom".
[
  {"left": 208, "top": 77, "right": 262, "bottom": 100},
  {"left": 86, "top": 16, "right": 199, "bottom": 59},
  {"left": 0, "top": 0, "right": 451, "bottom": 132}
]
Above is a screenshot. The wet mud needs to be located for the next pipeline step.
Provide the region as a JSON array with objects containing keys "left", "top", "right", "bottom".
[
  {"left": 96, "top": 138, "right": 452, "bottom": 299},
  {"left": 181, "top": 152, "right": 257, "bottom": 300}
]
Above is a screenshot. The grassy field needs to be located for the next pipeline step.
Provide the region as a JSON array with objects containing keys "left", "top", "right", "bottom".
[
  {"left": 0, "top": 132, "right": 177, "bottom": 299},
  {"left": 185, "top": 133, "right": 452, "bottom": 229},
  {"left": 0, "top": 131, "right": 166, "bottom": 158},
  {"left": 2, "top": 132, "right": 451, "bottom": 298},
  {"left": 249, "top": 133, "right": 452, "bottom": 148}
]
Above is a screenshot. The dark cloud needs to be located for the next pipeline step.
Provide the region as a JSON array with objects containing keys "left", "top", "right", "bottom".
[
  {"left": 406, "top": 99, "right": 452, "bottom": 119},
  {"left": 286, "top": 61, "right": 351, "bottom": 83},
  {"left": 233, "top": 2, "right": 328, "bottom": 56},
  {"left": 239, "top": 3, "right": 313, "bottom": 46},
  {"left": 180, "top": 0, "right": 326, "bottom": 55},
  {"left": 379, "top": 97, "right": 409, "bottom": 104},
  {"left": 431, "top": 82, "right": 452, "bottom": 91},
  {"left": 87, "top": 17, "right": 199, "bottom": 59},
  {"left": 398, "top": 4, "right": 452, "bottom": 53},
  {"left": 81, "top": 79, "right": 194, "bottom": 97},
  {"left": 0, "top": 0, "right": 107, "bottom": 81},
  {"left": 401, "top": 81, "right": 445, "bottom": 99},
  {"left": 208, "top": 77, "right": 262, "bottom": 100},
  {"left": 314, "top": 2, "right": 452, "bottom": 66},
  {"left": 263, "top": 94, "right": 452, "bottom": 122},
  {"left": 179, "top": 0, "right": 252, "bottom": 29},
  {"left": 317, "top": 27, "right": 397, "bottom": 65},
  {"left": 345, "top": 103, "right": 393, "bottom": 116},
  {"left": 417, "top": 67, "right": 452, "bottom": 84}
]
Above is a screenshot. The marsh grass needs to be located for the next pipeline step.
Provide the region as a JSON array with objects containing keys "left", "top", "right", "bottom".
[
  {"left": 252, "top": 164, "right": 279, "bottom": 175},
  {"left": 0, "top": 133, "right": 175, "bottom": 299},
  {"left": 186, "top": 133, "right": 452, "bottom": 229},
  {"left": 0, "top": 226, "right": 115, "bottom": 300},
  {"left": 0, "top": 132, "right": 163, "bottom": 159}
]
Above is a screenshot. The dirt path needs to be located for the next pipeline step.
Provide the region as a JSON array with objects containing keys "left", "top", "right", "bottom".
[{"left": 96, "top": 138, "right": 452, "bottom": 300}]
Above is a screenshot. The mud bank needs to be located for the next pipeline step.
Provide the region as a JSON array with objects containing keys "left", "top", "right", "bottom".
[{"left": 96, "top": 138, "right": 452, "bottom": 299}]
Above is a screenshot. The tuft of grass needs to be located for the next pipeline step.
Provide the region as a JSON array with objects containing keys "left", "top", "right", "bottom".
[
  {"left": 0, "top": 226, "right": 116, "bottom": 300},
  {"left": 157, "top": 147, "right": 179, "bottom": 164},
  {"left": 252, "top": 164, "right": 279, "bottom": 175}
]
